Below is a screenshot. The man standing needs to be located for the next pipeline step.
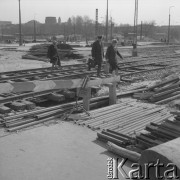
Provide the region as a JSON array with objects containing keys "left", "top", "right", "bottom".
[
  {"left": 47, "top": 40, "right": 61, "bottom": 70},
  {"left": 91, "top": 35, "right": 104, "bottom": 77},
  {"left": 105, "top": 39, "right": 123, "bottom": 75}
]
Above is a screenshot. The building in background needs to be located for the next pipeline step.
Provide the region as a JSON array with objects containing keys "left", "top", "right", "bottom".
[
  {"left": 45, "top": 17, "right": 57, "bottom": 25},
  {"left": 0, "top": 21, "right": 13, "bottom": 42},
  {"left": 0, "top": 21, "right": 12, "bottom": 27}
]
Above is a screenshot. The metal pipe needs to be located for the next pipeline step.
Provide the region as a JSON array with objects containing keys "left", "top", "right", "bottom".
[
  {"left": 97, "top": 132, "right": 124, "bottom": 145},
  {"left": 94, "top": 108, "right": 163, "bottom": 130}
]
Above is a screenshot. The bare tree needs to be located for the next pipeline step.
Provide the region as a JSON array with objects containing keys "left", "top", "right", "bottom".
[{"left": 142, "top": 20, "right": 156, "bottom": 37}]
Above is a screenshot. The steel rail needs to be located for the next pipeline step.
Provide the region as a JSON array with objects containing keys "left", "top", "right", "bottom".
[
  {"left": 5, "top": 99, "right": 109, "bottom": 132},
  {"left": 0, "top": 62, "right": 85, "bottom": 75},
  {"left": 0, "top": 60, "right": 177, "bottom": 83},
  {"left": 0, "top": 89, "right": 64, "bottom": 104},
  {"left": 0, "top": 66, "right": 87, "bottom": 82}
]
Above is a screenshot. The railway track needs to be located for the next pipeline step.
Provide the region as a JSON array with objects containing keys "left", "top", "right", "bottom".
[
  {"left": 0, "top": 46, "right": 180, "bottom": 132},
  {"left": 0, "top": 53, "right": 179, "bottom": 105}
]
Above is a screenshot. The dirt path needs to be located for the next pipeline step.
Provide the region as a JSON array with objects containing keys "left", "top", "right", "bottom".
[{"left": 0, "top": 50, "right": 51, "bottom": 72}]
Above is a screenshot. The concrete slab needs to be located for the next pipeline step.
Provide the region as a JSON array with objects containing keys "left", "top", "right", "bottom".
[{"left": 0, "top": 122, "right": 129, "bottom": 180}]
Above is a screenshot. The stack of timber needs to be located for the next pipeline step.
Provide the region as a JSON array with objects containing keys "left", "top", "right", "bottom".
[
  {"left": 133, "top": 75, "right": 180, "bottom": 104},
  {"left": 72, "top": 99, "right": 172, "bottom": 136}
]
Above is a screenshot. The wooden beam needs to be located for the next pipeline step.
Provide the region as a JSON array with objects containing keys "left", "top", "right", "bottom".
[
  {"left": 83, "top": 87, "right": 91, "bottom": 111},
  {"left": 0, "top": 76, "right": 120, "bottom": 94},
  {"left": 108, "top": 82, "right": 117, "bottom": 105}
]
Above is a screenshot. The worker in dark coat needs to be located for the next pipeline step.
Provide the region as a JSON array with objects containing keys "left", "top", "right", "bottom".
[
  {"left": 105, "top": 39, "right": 123, "bottom": 75},
  {"left": 47, "top": 40, "right": 61, "bottom": 70},
  {"left": 91, "top": 35, "right": 104, "bottom": 77}
]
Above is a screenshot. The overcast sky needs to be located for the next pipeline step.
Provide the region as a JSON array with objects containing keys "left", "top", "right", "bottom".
[{"left": 0, "top": 0, "right": 180, "bottom": 25}]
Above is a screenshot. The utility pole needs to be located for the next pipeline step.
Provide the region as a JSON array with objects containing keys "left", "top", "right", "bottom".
[
  {"left": 33, "top": 20, "right": 36, "bottom": 42},
  {"left": 133, "top": 0, "right": 138, "bottom": 56},
  {"left": 18, "top": 0, "right": 22, "bottom": 46},
  {"left": 105, "top": 0, "right": 108, "bottom": 42},
  {"left": 140, "top": 21, "right": 142, "bottom": 40},
  {"left": 110, "top": 17, "right": 113, "bottom": 40},
  {"left": 95, "top": 9, "right": 98, "bottom": 37},
  {"left": 85, "top": 22, "right": 88, "bottom": 45},
  {"left": 167, "top": 6, "right": 174, "bottom": 44}
]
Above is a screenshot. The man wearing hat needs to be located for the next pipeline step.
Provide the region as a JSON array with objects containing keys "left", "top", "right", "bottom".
[
  {"left": 105, "top": 39, "right": 123, "bottom": 75},
  {"left": 47, "top": 40, "right": 61, "bottom": 70},
  {"left": 91, "top": 35, "right": 104, "bottom": 77}
]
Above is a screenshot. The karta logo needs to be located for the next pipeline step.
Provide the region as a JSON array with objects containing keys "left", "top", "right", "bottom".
[{"left": 107, "top": 158, "right": 179, "bottom": 179}]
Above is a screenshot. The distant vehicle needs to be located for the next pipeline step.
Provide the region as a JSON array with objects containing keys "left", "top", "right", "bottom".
[{"left": 122, "top": 33, "right": 135, "bottom": 46}]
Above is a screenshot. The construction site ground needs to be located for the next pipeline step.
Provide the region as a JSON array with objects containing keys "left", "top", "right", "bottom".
[
  {"left": 0, "top": 121, "right": 130, "bottom": 180},
  {"left": 0, "top": 42, "right": 180, "bottom": 180}
]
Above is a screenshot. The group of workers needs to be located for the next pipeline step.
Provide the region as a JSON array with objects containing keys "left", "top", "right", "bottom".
[
  {"left": 47, "top": 35, "right": 123, "bottom": 75},
  {"left": 89, "top": 35, "right": 123, "bottom": 77}
]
